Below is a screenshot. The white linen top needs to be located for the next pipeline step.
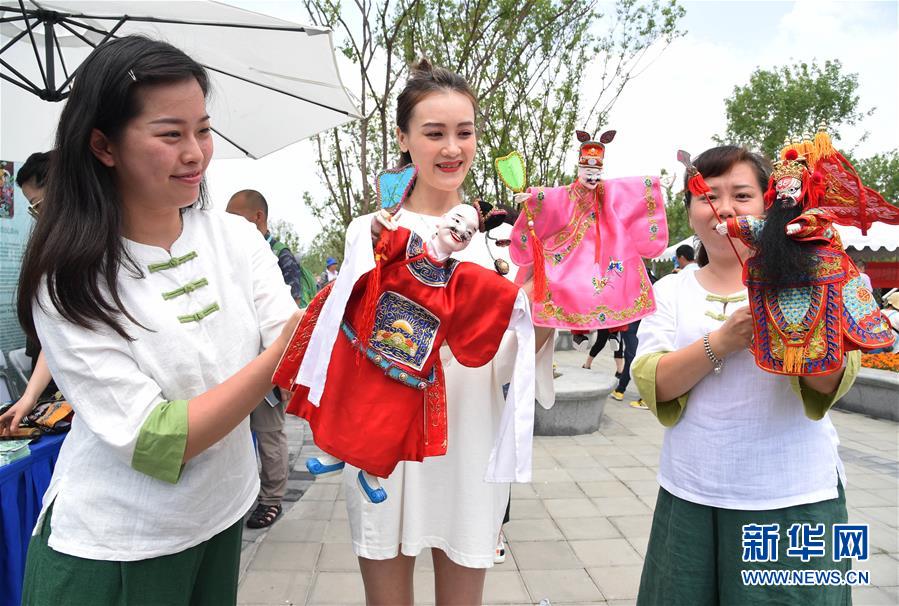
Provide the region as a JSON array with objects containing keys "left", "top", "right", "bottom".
[
  {"left": 318, "top": 209, "right": 555, "bottom": 568},
  {"left": 32, "top": 209, "right": 297, "bottom": 560},
  {"left": 635, "top": 270, "right": 846, "bottom": 511}
]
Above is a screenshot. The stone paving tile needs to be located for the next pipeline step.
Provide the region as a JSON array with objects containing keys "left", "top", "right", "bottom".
[
  {"left": 307, "top": 571, "right": 366, "bottom": 605},
  {"left": 555, "top": 516, "right": 622, "bottom": 541},
  {"left": 317, "top": 542, "right": 361, "bottom": 572},
  {"left": 483, "top": 570, "right": 531, "bottom": 604},
  {"left": 282, "top": 499, "right": 334, "bottom": 521},
  {"left": 511, "top": 482, "right": 540, "bottom": 499},
  {"left": 508, "top": 498, "right": 551, "bottom": 519},
  {"left": 591, "top": 495, "right": 652, "bottom": 517},
  {"left": 622, "top": 479, "right": 660, "bottom": 497},
  {"left": 593, "top": 453, "right": 644, "bottom": 468},
  {"left": 856, "top": 506, "right": 899, "bottom": 528},
  {"left": 532, "top": 480, "right": 586, "bottom": 499},
  {"left": 531, "top": 467, "right": 575, "bottom": 483},
  {"left": 852, "top": 586, "right": 899, "bottom": 605},
  {"left": 608, "top": 514, "right": 653, "bottom": 540},
  {"left": 249, "top": 541, "right": 321, "bottom": 572},
  {"left": 300, "top": 481, "right": 341, "bottom": 501},
  {"left": 865, "top": 553, "right": 899, "bottom": 587},
  {"left": 502, "top": 518, "right": 564, "bottom": 542},
  {"left": 607, "top": 466, "right": 658, "bottom": 482},
  {"left": 569, "top": 538, "right": 643, "bottom": 567},
  {"left": 509, "top": 539, "right": 583, "bottom": 570},
  {"left": 412, "top": 571, "right": 436, "bottom": 604},
  {"left": 265, "top": 519, "right": 327, "bottom": 543},
  {"left": 544, "top": 497, "right": 602, "bottom": 518},
  {"left": 578, "top": 480, "right": 634, "bottom": 498},
  {"left": 588, "top": 564, "right": 643, "bottom": 601},
  {"left": 520, "top": 568, "right": 605, "bottom": 603},
  {"left": 566, "top": 465, "right": 617, "bottom": 482},
  {"left": 236, "top": 570, "right": 311, "bottom": 606},
  {"left": 322, "top": 518, "right": 352, "bottom": 544}
]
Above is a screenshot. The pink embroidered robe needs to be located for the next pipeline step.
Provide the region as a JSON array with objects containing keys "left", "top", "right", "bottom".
[{"left": 510, "top": 177, "right": 668, "bottom": 329}]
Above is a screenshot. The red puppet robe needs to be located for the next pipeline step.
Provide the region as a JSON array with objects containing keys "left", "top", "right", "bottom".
[
  {"left": 274, "top": 226, "right": 521, "bottom": 478},
  {"left": 726, "top": 208, "right": 894, "bottom": 376}
]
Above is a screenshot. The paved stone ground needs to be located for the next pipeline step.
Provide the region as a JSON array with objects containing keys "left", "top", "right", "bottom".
[{"left": 238, "top": 348, "right": 899, "bottom": 605}]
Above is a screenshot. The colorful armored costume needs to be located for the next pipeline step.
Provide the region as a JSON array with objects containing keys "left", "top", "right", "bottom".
[
  {"left": 721, "top": 132, "right": 895, "bottom": 375},
  {"left": 506, "top": 131, "right": 668, "bottom": 329}
]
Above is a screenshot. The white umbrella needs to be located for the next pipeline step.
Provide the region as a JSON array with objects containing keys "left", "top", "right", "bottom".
[{"left": 0, "top": 0, "right": 360, "bottom": 160}]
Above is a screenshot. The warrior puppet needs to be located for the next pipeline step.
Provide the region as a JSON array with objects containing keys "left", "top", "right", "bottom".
[
  {"left": 679, "top": 130, "right": 896, "bottom": 376},
  {"left": 273, "top": 173, "right": 536, "bottom": 503},
  {"left": 500, "top": 130, "right": 668, "bottom": 329}
]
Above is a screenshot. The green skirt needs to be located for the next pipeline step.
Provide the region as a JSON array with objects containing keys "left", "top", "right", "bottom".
[
  {"left": 637, "top": 482, "right": 852, "bottom": 606},
  {"left": 21, "top": 504, "right": 243, "bottom": 606}
]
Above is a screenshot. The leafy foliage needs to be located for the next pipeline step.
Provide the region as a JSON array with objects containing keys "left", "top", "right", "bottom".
[
  {"left": 300, "top": 0, "right": 685, "bottom": 254},
  {"left": 716, "top": 60, "right": 874, "bottom": 160},
  {"left": 854, "top": 150, "right": 899, "bottom": 206}
]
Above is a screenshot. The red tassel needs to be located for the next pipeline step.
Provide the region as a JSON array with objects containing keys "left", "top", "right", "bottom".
[
  {"left": 356, "top": 230, "right": 389, "bottom": 360},
  {"left": 688, "top": 173, "right": 711, "bottom": 196},
  {"left": 529, "top": 224, "right": 548, "bottom": 302},
  {"left": 593, "top": 187, "right": 602, "bottom": 264}
]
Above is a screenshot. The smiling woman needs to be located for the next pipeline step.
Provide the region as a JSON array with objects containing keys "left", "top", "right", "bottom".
[{"left": 15, "top": 36, "right": 300, "bottom": 605}]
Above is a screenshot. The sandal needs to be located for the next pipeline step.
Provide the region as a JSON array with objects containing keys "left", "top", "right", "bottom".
[{"left": 246, "top": 503, "right": 282, "bottom": 529}]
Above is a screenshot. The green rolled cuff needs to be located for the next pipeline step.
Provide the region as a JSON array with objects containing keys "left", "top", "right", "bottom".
[
  {"left": 632, "top": 352, "right": 690, "bottom": 427},
  {"left": 132, "top": 399, "right": 189, "bottom": 484},
  {"left": 789, "top": 350, "right": 861, "bottom": 420}
]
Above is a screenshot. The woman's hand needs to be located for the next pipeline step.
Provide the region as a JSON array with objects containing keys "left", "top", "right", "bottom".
[
  {"left": 710, "top": 306, "right": 754, "bottom": 357},
  {"left": 371, "top": 209, "right": 400, "bottom": 243},
  {"left": 0, "top": 395, "right": 38, "bottom": 437},
  {"left": 275, "top": 310, "right": 305, "bottom": 352}
]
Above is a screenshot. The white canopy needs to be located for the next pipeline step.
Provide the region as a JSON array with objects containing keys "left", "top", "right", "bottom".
[
  {"left": 1, "top": 1, "right": 361, "bottom": 160},
  {"left": 836, "top": 223, "right": 899, "bottom": 253}
]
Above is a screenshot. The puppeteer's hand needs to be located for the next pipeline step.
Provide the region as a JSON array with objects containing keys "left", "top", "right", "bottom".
[
  {"left": 513, "top": 192, "right": 531, "bottom": 206},
  {"left": 710, "top": 306, "right": 753, "bottom": 357},
  {"left": 371, "top": 209, "right": 400, "bottom": 243},
  {"left": 715, "top": 222, "right": 728, "bottom": 236},
  {"left": 785, "top": 223, "right": 801, "bottom": 236},
  {"left": 275, "top": 310, "right": 305, "bottom": 352}
]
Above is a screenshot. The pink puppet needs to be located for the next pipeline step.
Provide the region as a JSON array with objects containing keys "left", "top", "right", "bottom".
[{"left": 503, "top": 131, "right": 668, "bottom": 329}]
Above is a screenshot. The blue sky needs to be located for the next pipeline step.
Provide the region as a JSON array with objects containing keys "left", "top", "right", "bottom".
[{"left": 207, "top": 0, "right": 898, "bottom": 249}]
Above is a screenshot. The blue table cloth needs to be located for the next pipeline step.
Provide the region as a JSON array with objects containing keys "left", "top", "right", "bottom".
[{"left": 0, "top": 433, "right": 65, "bottom": 606}]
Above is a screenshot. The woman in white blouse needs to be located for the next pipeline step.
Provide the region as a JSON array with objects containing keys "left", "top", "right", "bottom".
[
  {"left": 15, "top": 37, "right": 299, "bottom": 604},
  {"left": 338, "top": 59, "right": 555, "bottom": 605},
  {"left": 632, "top": 146, "right": 859, "bottom": 605}
]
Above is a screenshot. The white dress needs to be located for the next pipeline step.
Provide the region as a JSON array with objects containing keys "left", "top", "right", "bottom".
[{"left": 314, "top": 210, "right": 555, "bottom": 568}]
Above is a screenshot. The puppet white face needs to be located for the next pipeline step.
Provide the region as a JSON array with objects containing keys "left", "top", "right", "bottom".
[
  {"left": 435, "top": 204, "right": 478, "bottom": 254},
  {"left": 775, "top": 176, "right": 802, "bottom": 207},
  {"left": 578, "top": 165, "right": 603, "bottom": 189}
]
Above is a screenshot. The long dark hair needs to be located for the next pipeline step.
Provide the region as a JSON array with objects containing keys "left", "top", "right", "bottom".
[
  {"left": 17, "top": 36, "right": 209, "bottom": 340},
  {"left": 683, "top": 146, "right": 771, "bottom": 266},
  {"left": 395, "top": 58, "right": 478, "bottom": 166}
]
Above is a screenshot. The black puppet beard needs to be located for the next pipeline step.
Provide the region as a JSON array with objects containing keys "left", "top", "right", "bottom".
[{"left": 757, "top": 202, "right": 816, "bottom": 288}]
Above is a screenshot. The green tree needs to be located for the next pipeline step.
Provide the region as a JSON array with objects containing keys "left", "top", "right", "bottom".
[
  {"left": 301, "top": 0, "right": 685, "bottom": 255},
  {"left": 854, "top": 150, "right": 899, "bottom": 205},
  {"left": 269, "top": 218, "right": 303, "bottom": 255},
  {"left": 716, "top": 60, "right": 874, "bottom": 160},
  {"left": 660, "top": 167, "right": 690, "bottom": 244}
]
